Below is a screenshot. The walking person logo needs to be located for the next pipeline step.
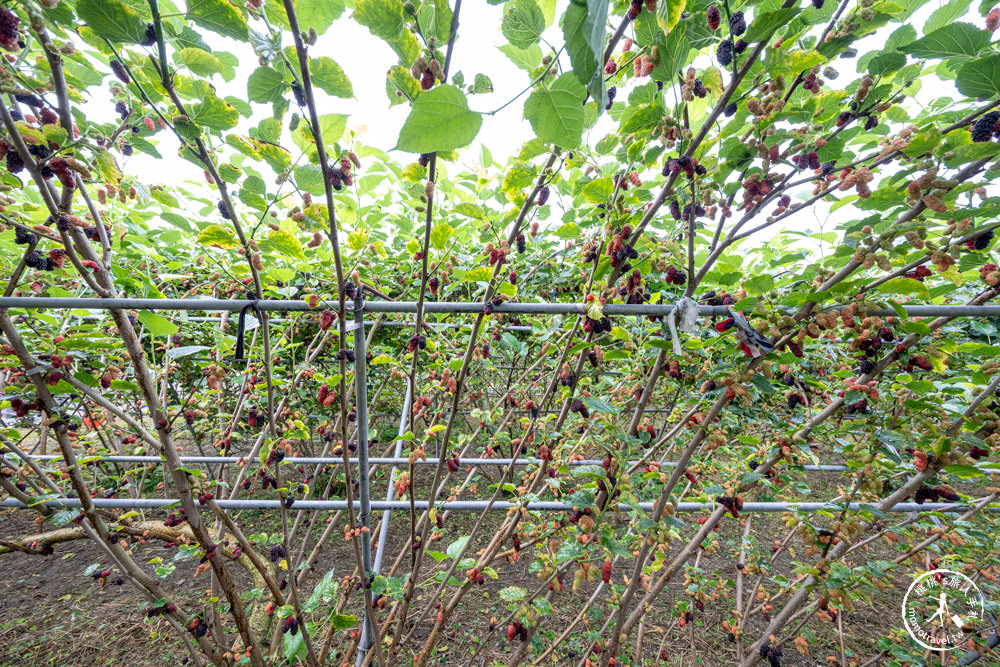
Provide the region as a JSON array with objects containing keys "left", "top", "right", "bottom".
[{"left": 902, "top": 569, "right": 987, "bottom": 651}]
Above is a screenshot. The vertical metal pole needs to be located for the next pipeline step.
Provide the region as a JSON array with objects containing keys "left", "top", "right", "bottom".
[{"left": 354, "top": 293, "right": 375, "bottom": 667}]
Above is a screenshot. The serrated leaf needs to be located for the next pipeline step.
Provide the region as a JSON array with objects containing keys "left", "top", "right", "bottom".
[
  {"left": 744, "top": 8, "right": 798, "bottom": 43},
  {"left": 396, "top": 85, "right": 482, "bottom": 153},
  {"left": 499, "top": 43, "right": 543, "bottom": 74},
  {"left": 498, "top": 585, "right": 527, "bottom": 601},
  {"left": 502, "top": 0, "right": 545, "bottom": 49},
  {"left": 265, "top": 0, "right": 345, "bottom": 35},
  {"left": 186, "top": 0, "right": 249, "bottom": 41},
  {"left": 137, "top": 311, "right": 178, "bottom": 337},
  {"left": 76, "top": 0, "right": 149, "bottom": 43},
  {"left": 260, "top": 229, "right": 305, "bottom": 261},
  {"left": 875, "top": 277, "right": 930, "bottom": 299},
  {"left": 311, "top": 57, "right": 353, "bottom": 98},
  {"left": 446, "top": 536, "right": 470, "bottom": 560},
  {"left": 900, "top": 22, "right": 990, "bottom": 59},
  {"left": 247, "top": 66, "right": 287, "bottom": 104},
  {"left": 198, "top": 224, "right": 238, "bottom": 248},
  {"left": 330, "top": 613, "right": 357, "bottom": 629},
  {"left": 430, "top": 223, "right": 452, "bottom": 249},
  {"left": 956, "top": 54, "right": 1000, "bottom": 99},
  {"left": 582, "top": 177, "right": 613, "bottom": 202},
  {"left": 353, "top": 0, "right": 405, "bottom": 40},
  {"left": 744, "top": 274, "right": 773, "bottom": 294},
  {"left": 561, "top": 0, "right": 609, "bottom": 108},
  {"left": 176, "top": 48, "right": 224, "bottom": 77},
  {"left": 524, "top": 73, "right": 586, "bottom": 148},
  {"left": 189, "top": 95, "right": 240, "bottom": 131}
]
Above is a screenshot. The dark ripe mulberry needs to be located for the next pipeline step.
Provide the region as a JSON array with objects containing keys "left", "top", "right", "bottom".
[
  {"left": 269, "top": 545, "right": 286, "bottom": 563},
  {"left": 864, "top": 115, "right": 878, "bottom": 130},
  {"left": 811, "top": 0, "right": 825, "bottom": 7},
  {"left": 23, "top": 250, "right": 42, "bottom": 268},
  {"left": 14, "top": 92, "right": 41, "bottom": 108},
  {"left": 693, "top": 79, "right": 707, "bottom": 98},
  {"left": 974, "top": 229, "right": 994, "bottom": 250},
  {"left": 217, "top": 200, "right": 230, "bottom": 220},
  {"left": 516, "top": 232, "right": 526, "bottom": 253},
  {"left": 706, "top": 4, "right": 721, "bottom": 30},
  {"left": 858, "top": 358, "right": 874, "bottom": 375},
  {"left": 7, "top": 106, "right": 21, "bottom": 121},
  {"left": 115, "top": 101, "right": 128, "bottom": 119},
  {"left": 778, "top": 194, "right": 791, "bottom": 207},
  {"left": 734, "top": 39, "right": 748, "bottom": 54},
  {"left": 121, "top": 142, "right": 133, "bottom": 156},
  {"left": 628, "top": 0, "right": 642, "bottom": 19},
  {"left": 729, "top": 11, "right": 746, "bottom": 36},
  {"left": 141, "top": 23, "right": 157, "bottom": 47},
  {"left": 605, "top": 85, "right": 616, "bottom": 110},
  {"left": 291, "top": 83, "right": 306, "bottom": 106},
  {"left": 14, "top": 226, "right": 35, "bottom": 245},
  {"left": 724, "top": 101, "right": 738, "bottom": 116},
  {"left": 0, "top": 8, "right": 20, "bottom": 51},
  {"left": 418, "top": 153, "right": 432, "bottom": 167},
  {"left": 6, "top": 151, "right": 23, "bottom": 174},
  {"left": 717, "top": 39, "right": 734, "bottom": 67},
  {"left": 420, "top": 68, "right": 435, "bottom": 90},
  {"left": 836, "top": 111, "right": 851, "bottom": 127},
  {"left": 110, "top": 60, "right": 129, "bottom": 84},
  {"left": 669, "top": 199, "right": 682, "bottom": 219},
  {"left": 970, "top": 111, "right": 999, "bottom": 142},
  {"left": 38, "top": 108, "right": 58, "bottom": 126},
  {"left": 536, "top": 185, "right": 550, "bottom": 206}
]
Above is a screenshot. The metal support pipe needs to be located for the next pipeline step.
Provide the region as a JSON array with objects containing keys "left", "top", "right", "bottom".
[
  {"left": 372, "top": 380, "right": 412, "bottom": 575},
  {"left": 3, "top": 297, "right": 1000, "bottom": 319},
  {"left": 354, "top": 293, "right": 375, "bottom": 667},
  {"left": 4, "top": 454, "right": 849, "bottom": 472},
  {"left": 1, "top": 497, "right": 994, "bottom": 513}
]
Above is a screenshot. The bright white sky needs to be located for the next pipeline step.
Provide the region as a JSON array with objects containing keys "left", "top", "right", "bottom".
[{"left": 113, "top": 0, "right": 984, "bottom": 257}]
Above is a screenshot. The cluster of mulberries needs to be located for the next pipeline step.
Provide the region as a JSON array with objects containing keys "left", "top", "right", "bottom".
[
  {"left": 336, "top": 348, "right": 357, "bottom": 363},
  {"left": 905, "top": 265, "right": 932, "bottom": 282},
  {"left": 716, "top": 494, "right": 743, "bottom": 518},
  {"left": 558, "top": 365, "right": 575, "bottom": 387},
  {"left": 664, "top": 266, "right": 687, "bottom": 285},
  {"left": 269, "top": 545, "right": 286, "bottom": 563},
  {"left": 410, "top": 57, "right": 443, "bottom": 91},
  {"left": 506, "top": 621, "right": 528, "bottom": 642},
  {"left": 907, "top": 355, "right": 933, "bottom": 372},
  {"left": 23, "top": 249, "right": 58, "bottom": 272},
  {"left": 569, "top": 399, "right": 590, "bottom": 419},
  {"left": 8, "top": 397, "right": 42, "bottom": 418},
  {"left": 407, "top": 334, "right": 427, "bottom": 351},
  {"left": 758, "top": 641, "right": 782, "bottom": 667},
  {"left": 446, "top": 453, "right": 461, "bottom": 473},
  {"left": 328, "top": 155, "right": 356, "bottom": 191},
  {"left": 970, "top": 111, "right": 1000, "bottom": 142},
  {"left": 662, "top": 154, "right": 706, "bottom": 178},
  {"left": 187, "top": 617, "right": 209, "bottom": 638},
  {"left": 965, "top": 229, "right": 994, "bottom": 251},
  {"left": 980, "top": 263, "right": 999, "bottom": 286},
  {"left": 582, "top": 316, "right": 612, "bottom": 334},
  {"left": 146, "top": 603, "right": 178, "bottom": 618},
  {"left": 803, "top": 72, "right": 823, "bottom": 94},
  {"left": 164, "top": 510, "right": 186, "bottom": 527}
]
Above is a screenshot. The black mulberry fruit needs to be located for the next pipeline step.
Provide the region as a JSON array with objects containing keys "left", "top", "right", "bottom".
[
  {"left": 291, "top": 83, "right": 306, "bottom": 107},
  {"left": 141, "top": 23, "right": 157, "bottom": 47},
  {"left": 970, "top": 111, "right": 999, "bottom": 143},
  {"left": 110, "top": 60, "right": 129, "bottom": 84},
  {"left": 724, "top": 102, "right": 738, "bottom": 116},
  {"left": 729, "top": 11, "right": 746, "bottom": 36},
  {"left": 717, "top": 39, "right": 734, "bottom": 66}
]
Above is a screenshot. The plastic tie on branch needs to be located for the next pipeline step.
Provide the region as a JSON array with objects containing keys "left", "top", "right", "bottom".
[
  {"left": 725, "top": 305, "right": 773, "bottom": 359},
  {"left": 233, "top": 298, "right": 263, "bottom": 364},
  {"left": 665, "top": 296, "right": 699, "bottom": 355}
]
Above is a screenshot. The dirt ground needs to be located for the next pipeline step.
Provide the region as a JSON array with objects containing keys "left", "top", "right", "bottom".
[{"left": 0, "top": 481, "right": 968, "bottom": 667}]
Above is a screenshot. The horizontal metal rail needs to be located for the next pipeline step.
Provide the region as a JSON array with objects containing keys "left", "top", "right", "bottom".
[
  {"left": 0, "top": 497, "right": 992, "bottom": 513},
  {"left": 2, "top": 297, "right": 1000, "bottom": 318},
  {"left": 3, "top": 454, "right": 850, "bottom": 472}
]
